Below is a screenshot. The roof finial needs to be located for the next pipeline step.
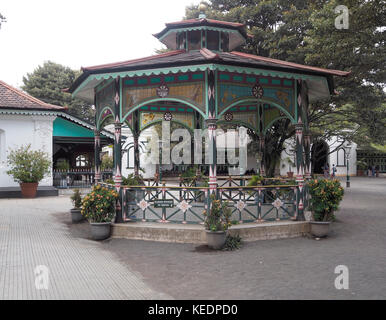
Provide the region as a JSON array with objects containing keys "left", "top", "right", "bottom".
[{"left": 198, "top": 2, "right": 207, "bottom": 19}]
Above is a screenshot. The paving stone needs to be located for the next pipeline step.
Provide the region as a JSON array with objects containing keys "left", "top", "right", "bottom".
[{"left": 0, "top": 195, "right": 171, "bottom": 300}]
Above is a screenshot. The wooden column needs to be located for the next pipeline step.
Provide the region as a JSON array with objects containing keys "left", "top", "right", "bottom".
[
  {"left": 133, "top": 109, "right": 140, "bottom": 177},
  {"left": 259, "top": 133, "right": 266, "bottom": 177},
  {"left": 206, "top": 70, "right": 217, "bottom": 196},
  {"left": 304, "top": 132, "right": 312, "bottom": 179},
  {"left": 94, "top": 129, "right": 101, "bottom": 184},
  {"left": 113, "top": 77, "right": 123, "bottom": 223},
  {"left": 295, "top": 79, "right": 307, "bottom": 221}
]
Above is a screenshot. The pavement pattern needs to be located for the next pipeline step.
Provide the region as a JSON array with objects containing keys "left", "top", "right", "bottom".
[
  {"left": 100, "top": 177, "right": 386, "bottom": 300},
  {"left": 0, "top": 196, "right": 170, "bottom": 300},
  {"left": 0, "top": 177, "right": 385, "bottom": 299}
]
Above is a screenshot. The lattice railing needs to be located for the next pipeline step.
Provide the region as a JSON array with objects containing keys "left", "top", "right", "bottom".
[
  {"left": 218, "top": 185, "right": 298, "bottom": 222},
  {"left": 121, "top": 185, "right": 208, "bottom": 224},
  {"left": 107, "top": 183, "right": 301, "bottom": 224}
]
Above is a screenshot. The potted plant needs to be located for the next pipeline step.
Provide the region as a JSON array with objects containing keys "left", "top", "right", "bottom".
[
  {"left": 70, "top": 189, "right": 84, "bottom": 223},
  {"left": 203, "top": 194, "right": 232, "bottom": 250},
  {"left": 6, "top": 144, "right": 51, "bottom": 198},
  {"left": 81, "top": 185, "right": 119, "bottom": 240},
  {"left": 307, "top": 178, "right": 344, "bottom": 237}
]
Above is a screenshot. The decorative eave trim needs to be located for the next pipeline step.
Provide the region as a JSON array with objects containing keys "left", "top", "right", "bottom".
[
  {"left": 73, "top": 63, "right": 327, "bottom": 99},
  {"left": 0, "top": 109, "right": 114, "bottom": 139}
]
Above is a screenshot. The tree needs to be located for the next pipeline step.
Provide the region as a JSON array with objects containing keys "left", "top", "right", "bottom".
[
  {"left": 185, "top": 1, "right": 385, "bottom": 176},
  {"left": 22, "top": 61, "right": 95, "bottom": 123},
  {"left": 0, "top": 12, "right": 6, "bottom": 29},
  {"left": 304, "top": 0, "right": 386, "bottom": 146}
]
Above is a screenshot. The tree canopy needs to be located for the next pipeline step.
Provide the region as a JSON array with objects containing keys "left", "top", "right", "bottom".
[
  {"left": 0, "top": 12, "right": 6, "bottom": 29},
  {"left": 185, "top": 0, "right": 386, "bottom": 174},
  {"left": 22, "top": 61, "right": 95, "bottom": 123}
]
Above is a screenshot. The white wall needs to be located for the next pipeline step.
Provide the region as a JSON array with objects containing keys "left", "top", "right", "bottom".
[
  {"left": 327, "top": 137, "right": 357, "bottom": 176},
  {"left": 0, "top": 114, "right": 55, "bottom": 187},
  {"left": 279, "top": 136, "right": 357, "bottom": 177}
]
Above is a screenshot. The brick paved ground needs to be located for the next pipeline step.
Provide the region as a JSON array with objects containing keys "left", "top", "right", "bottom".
[
  {"left": 0, "top": 196, "right": 170, "bottom": 300},
  {"left": 1, "top": 177, "right": 384, "bottom": 300},
  {"left": 98, "top": 177, "right": 385, "bottom": 300}
]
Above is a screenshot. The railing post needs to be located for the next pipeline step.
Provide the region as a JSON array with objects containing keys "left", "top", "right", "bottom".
[
  {"left": 257, "top": 188, "right": 262, "bottom": 222},
  {"left": 304, "top": 132, "right": 312, "bottom": 180},
  {"left": 161, "top": 183, "right": 167, "bottom": 222}
]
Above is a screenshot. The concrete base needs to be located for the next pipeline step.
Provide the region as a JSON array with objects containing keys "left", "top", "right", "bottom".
[
  {"left": 112, "top": 221, "right": 310, "bottom": 244},
  {"left": 0, "top": 186, "right": 58, "bottom": 198}
]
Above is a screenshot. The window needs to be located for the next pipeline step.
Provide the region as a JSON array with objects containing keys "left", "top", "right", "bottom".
[
  {"left": 188, "top": 30, "right": 201, "bottom": 50},
  {"left": 177, "top": 32, "right": 186, "bottom": 50},
  {"left": 207, "top": 30, "right": 219, "bottom": 50},
  {"left": 220, "top": 32, "right": 229, "bottom": 52},
  {"left": 76, "top": 154, "right": 88, "bottom": 167},
  {"left": 337, "top": 148, "right": 346, "bottom": 166}
]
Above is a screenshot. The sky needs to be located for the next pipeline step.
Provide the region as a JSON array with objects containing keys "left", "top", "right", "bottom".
[{"left": 0, "top": 0, "right": 200, "bottom": 89}]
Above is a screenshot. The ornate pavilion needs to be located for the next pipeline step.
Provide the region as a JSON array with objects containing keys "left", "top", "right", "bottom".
[{"left": 67, "top": 10, "right": 349, "bottom": 223}]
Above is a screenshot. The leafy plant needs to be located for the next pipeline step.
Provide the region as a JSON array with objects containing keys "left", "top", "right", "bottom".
[
  {"left": 223, "top": 234, "right": 242, "bottom": 251},
  {"left": 203, "top": 194, "right": 232, "bottom": 232},
  {"left": 307, "top": 179, "right": 344, "bottom": 221},
  {"left": 104, "top": 178, "right": 114, "bottom": 184},
  {"left": 122, "top": 174, "right": 144, "bottom": 186},
  {"left": 70, "top": 189, "right": 82, "bottom": 209},
  {"left": 247, "top": 175, "right": 263, "bottom": 187},
  {"left": 7, "top": 144, "right": 51, "bottom": 183},
  {"left": 81, "top": 185, "right": 119, "bottom": 223}
]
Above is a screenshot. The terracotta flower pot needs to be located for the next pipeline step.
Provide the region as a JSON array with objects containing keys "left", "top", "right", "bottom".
[
  {"left": 287, "top": 172, "right": 294, "bottom": 178},
  {"left": 20, "top": 182, "right": 38, "bottom": 198}
]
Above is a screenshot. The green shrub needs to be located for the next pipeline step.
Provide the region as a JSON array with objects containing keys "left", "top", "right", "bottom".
[
  {"left": 223, "top": 234, "right": 242, "bottom": 251},
  {"left": 122, "top": 174, "right": 144, "bottom": 186},
  {"left": 203, "top": 194, "right": 232, "bottom": 231},
  {"left": 7, "top": 144, "right": 51, "bottom": 183},
  {"left": 70, "top": 189, "right": 82, "bottom": 209},
  {"left": 81, "top": 185, "right": 119, "bottom": 222},
  {"left": 247, "top": 175, "right": 263, "bottom": 187},
  {"left": 307, "top": 179, "right": 344, "bottom": 221}
]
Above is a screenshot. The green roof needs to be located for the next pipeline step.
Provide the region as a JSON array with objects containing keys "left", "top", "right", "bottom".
[{"left": 53, "top": 117, "right": 94, "bottom": 138}]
